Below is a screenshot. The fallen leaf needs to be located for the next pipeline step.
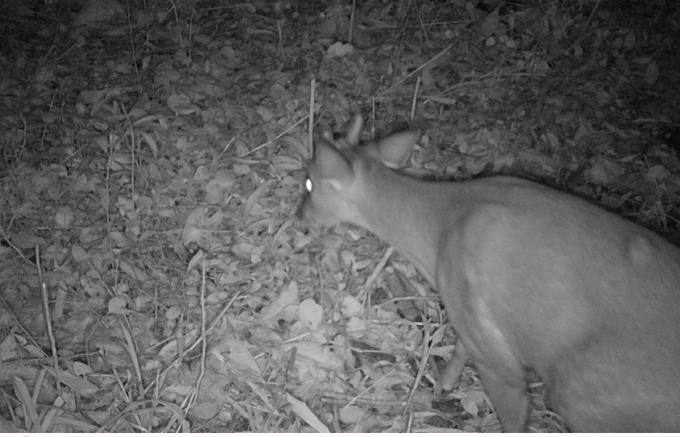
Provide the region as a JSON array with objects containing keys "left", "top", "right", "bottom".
[
  {"left": 260, "top": 281, "right": 299, "bottom": 322},
  {"left": 286, "top": 393, "right": 330, "bottom": 433},
  {"left": 298, "top": 299, "right": 322, "bottom": 330}
]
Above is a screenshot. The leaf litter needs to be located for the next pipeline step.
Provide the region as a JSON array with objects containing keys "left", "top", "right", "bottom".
[{"left": 0, "top": 0, "right": 679, "bottom": 432}]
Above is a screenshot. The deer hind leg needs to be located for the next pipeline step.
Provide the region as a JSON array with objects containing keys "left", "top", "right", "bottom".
[
  {"left": 436, "top": 338, "right": 469, "bottom": 396},
  {"left": 475, "top": 358, "right": 529, "bottom": 432}
]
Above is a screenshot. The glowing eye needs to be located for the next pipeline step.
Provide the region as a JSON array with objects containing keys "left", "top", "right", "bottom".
[{"left": 305, "top": 178, "right": 313, "bottom": 192}]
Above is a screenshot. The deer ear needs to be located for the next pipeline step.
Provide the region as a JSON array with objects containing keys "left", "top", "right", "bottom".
[
  {"left": 345, "top": 114, "right": 363, "bottom": 146},
  {"left": 373, "top": 130, "right": 421, "bottom": 169},
  {"left": 314, "top": 140, "right": 354, "bottom": 185}
]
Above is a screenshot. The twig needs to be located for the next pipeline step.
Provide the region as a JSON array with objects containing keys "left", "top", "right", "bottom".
[
  {"left": 379, "top": 43, "right": 453, "bottom": 97},
  {"left": 118, "top": 315, "right": 143, "bottom": 395},
  {"left": 583, "top": 0, "right": 602, "bottom": 29},
  {"left": 348, "top": 0, "right": 356, "bottom": 43},
  {"left": 32, "top": 368, "right": 47, "bottom": 405},
  {"left": 113, "top": 361, "right": 131, "bottom": 402},
  {"left": 239, "top": 113, "right": 313, "bottom": 158},
  {"left": 175, "top": 311, "right": 185, "bottom": 370},
  {"left": 97, "top": 400, "right": 190, "bottom": 432},
  {"left": 120, "top": 102, "right": 137, "bottom": 202},
  {"left": 183, "top": 260, "right": 208, "bottom": 417},
  {"left": 308, "top": 78, "right": 316, "bottom": 156},
  {"left": 552, "top": 0, "right": 601, "bottom": 62},
  {"left": 36, "top": 246, "right": 60, "bottom": 394},
  {"left": 364, "top": 246, "right": 395, "bottom": 289},
  {"left": 0, "top": 293, "right": 46, "bottom": 356},
  {"left": 0, "top": 224, "right": 34, "bottom": 266},
  {"left": 410, "top": 75, "right": 420, "bottom": 122},
  {"left": 405, "top": 316, "right": 432, "bottom": 421},
  {"left": 143, "top": 288, "right": 244, "bottom": 395}
]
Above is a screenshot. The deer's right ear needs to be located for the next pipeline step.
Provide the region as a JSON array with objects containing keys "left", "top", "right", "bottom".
[
  {"left": 314, "top": 140, "right": 354, "bottom": 187},
  {"left": 374, "top": 130, "right": 421, "bottom": 169},
  {"left": 345, "top": 114, "right": 363, "bottom": 146}
]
